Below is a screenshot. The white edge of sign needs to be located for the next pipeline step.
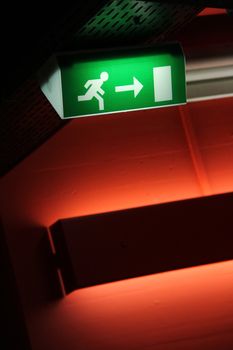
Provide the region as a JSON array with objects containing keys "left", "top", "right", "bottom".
[
  {"left": 38, "top": 57, "right": 64, "bottom": 118},
  {"left": 60, "top": 102, "right": 187, "bottom": 120}
]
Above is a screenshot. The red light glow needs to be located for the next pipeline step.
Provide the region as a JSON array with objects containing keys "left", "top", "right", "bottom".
[
  {"left": 198, "top": 8, "right": 227, "bottom": 16},
  {"left": 30, "top": 261, "right": 233, "bottom": 350},
  {"left": 1, "top": 98, "right": 233, "bottom": 350}
]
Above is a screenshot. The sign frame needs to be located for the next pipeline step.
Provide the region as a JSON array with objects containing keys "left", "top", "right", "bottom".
[{"left": 39, "top": 43, "right": 186, "bottom": 119}]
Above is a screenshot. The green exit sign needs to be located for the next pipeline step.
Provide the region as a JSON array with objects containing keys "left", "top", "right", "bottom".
[{"left": 39, "top": 43, "right": 186, "bottom": 119}]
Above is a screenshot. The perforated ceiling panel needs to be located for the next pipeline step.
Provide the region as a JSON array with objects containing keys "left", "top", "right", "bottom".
[{"left": 76, "top": 0, "right": 202, "bottom": 47}]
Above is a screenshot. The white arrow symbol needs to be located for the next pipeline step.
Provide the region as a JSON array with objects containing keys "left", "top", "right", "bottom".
[{"left": 115, "top": 77, "right": 143, "bottom": 97}]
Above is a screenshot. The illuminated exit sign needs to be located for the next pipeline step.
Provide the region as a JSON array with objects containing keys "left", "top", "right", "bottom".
[{"left": 39, "top": 43, "right": 186, "bottom": 119}]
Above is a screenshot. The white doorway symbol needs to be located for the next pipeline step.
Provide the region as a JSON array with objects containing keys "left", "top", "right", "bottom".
[
  {"left": 153, "top": 66, "right": 173, "bottom": 102},
  {"left": 77, "top": 72, "right": 109, "bottom": 111}
]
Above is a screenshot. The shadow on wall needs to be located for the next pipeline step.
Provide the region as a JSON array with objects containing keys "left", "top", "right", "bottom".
[{"left": 12, "top": 225, "right": 64, "bottom": 307}]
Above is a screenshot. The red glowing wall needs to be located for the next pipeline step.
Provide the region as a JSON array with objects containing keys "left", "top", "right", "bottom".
[
  {"left": 1, "top": 96, "right": 233, "bottom": 349},
  {"left": 1, "top": 9, "right": 233, "bottom": 348}
]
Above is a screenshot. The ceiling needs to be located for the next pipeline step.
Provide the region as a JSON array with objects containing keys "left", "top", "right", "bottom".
[{"left": 1, "top": 0, "right": 232, "bottom": 176}]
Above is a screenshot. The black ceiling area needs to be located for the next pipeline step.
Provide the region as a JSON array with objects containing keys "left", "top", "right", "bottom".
[{"left": 1, "top": 0, "right": 232, "bottom": 177}]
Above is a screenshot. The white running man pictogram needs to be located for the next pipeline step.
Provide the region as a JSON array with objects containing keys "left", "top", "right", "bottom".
[{"left": 77, "top": 72, "right": 109, "bottom": 111}]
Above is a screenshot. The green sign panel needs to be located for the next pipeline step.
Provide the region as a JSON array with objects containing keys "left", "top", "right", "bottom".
[{"left": 39, "top": 43, "right": 186, "bottom": 119}]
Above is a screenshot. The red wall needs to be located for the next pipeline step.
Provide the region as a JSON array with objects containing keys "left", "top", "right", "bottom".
[{"left": 1, "top": 98, "right": 233, "bottom": 349}]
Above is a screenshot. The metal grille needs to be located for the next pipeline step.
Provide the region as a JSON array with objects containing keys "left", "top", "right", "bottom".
[{"left": 76, "top": 0, "right": 202, "bottom": 47}]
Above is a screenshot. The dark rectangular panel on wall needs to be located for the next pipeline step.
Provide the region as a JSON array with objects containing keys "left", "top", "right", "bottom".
[{"left": 50, "top": 192, "right": 233, "bottom": 293}]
